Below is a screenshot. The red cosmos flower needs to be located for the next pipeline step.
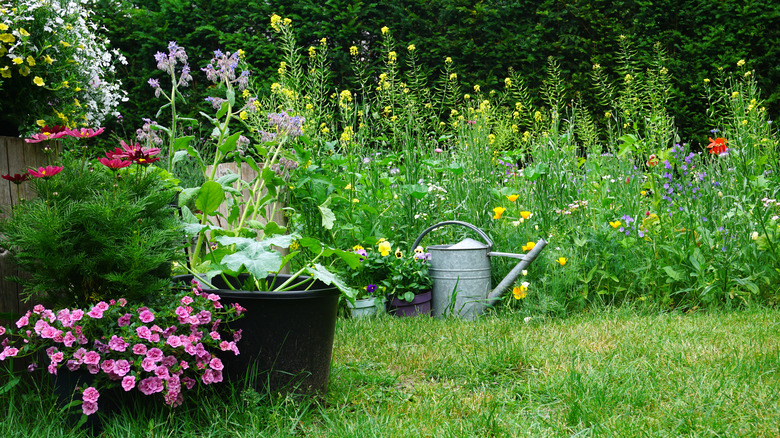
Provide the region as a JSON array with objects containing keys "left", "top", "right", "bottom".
[
  {"left": 113, "top": 140, "right": 161, "bottom": 165},
  {"left": 64, "top": 127, "right": 106, "bottom": 139},
  {"left": 98, "top": 157, "right": 132, "bottom": 170},
  {"left": 28, "top": 165, "right": 64, "bottom": 179},
  {"left": 1, "top": 173, "right": 29, "bottom": 184},
  {"left": 707, "top": 137, "right": 728, "bottom": 155}
]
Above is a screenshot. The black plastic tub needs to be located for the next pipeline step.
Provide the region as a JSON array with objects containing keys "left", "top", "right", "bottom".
[{"left": 172, "top": 274, "right": 339, "bottom": 395}]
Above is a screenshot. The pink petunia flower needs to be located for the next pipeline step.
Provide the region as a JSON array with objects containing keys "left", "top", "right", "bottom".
[
  {"left": 113, "top": 359, "right": 131, "bottom": 377},
  {"left": 121, "top": 375, "right": 136, "bottom": 391},
  {"left": 139, "top": 310, "right": 155, "bottom": 323},
  {"left": 82, "top": 401, "right": 98, "bottom": 416}
]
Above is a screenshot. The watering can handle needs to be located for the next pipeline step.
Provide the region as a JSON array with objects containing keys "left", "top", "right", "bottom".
[{"left": 412, "top": 221, "right": 493, "bottom": 250}]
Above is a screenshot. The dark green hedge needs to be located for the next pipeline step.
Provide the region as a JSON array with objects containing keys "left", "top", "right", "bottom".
[{"left": 93, "top": 0, "right": 779, "bottom": 142}]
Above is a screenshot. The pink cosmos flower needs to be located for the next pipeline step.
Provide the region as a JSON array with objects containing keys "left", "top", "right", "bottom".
[
  {"left": 82, "top": 401, "right": 98, "bottom": 416},
  {"left": 98, "top": 157, "right": 132, "bottom": 170},
  {"left": 121, "top": 375, "right": 136, "bottom": 391},
  {"left": 139, "top": 310, "right": 155, "bottom": 323},
  {"left": 1, "top": 173, "right": 29, "bottom": 184},
  {"left": 64, "top": 127, "right": 105, "bottom": 139},
  {"left": 27, "top": 165, "right": 64, "bottom": 179}
]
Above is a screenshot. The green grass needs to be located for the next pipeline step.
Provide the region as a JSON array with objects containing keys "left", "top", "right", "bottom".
[{"left": 3, "top": 308, "right": 779, "bottom": 436}]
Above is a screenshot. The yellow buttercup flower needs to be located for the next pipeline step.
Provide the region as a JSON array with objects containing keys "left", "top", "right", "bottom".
[
  {"left": 555, "top": 257, "right": 568, "bottom": 266},
  {"left": 521, "top": 242, "right": 535, "bottom": 252},
  {"left": 506, "top": 194, "right": 519, "bottom": 202},
  {"left": 609, "top": 221, "right": 621, "bottom": 229},
  {"left": 492, "top": 207, "right": 506, "bottom": 219}
]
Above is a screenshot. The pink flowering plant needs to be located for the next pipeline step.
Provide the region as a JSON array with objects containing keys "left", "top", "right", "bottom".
[{"left": 0, "top": 279, "right": 244, "bottom": 416}]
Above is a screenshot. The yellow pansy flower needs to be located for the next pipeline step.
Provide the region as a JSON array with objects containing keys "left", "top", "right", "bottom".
[
  {"left": 513, "top": 282, "right": 529, "bottom": 299},
  {"left": 378, "top": 241, "right": 392, "bottom": 256}
]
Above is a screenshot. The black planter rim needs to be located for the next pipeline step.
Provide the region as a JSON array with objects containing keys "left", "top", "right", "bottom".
[{"left": 171, "top": 273, "right": 340, "bottom": 300}]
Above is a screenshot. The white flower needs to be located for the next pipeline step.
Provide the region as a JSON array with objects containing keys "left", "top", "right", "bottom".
[{"left": 751, "top": 232, "right": 759, "bottom": 241}]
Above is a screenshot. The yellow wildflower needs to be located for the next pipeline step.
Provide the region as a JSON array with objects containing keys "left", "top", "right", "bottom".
[
  {"left": 12, "top": 57, "right": 22, "bottom": 64},
  {"left": 407, "top": 44, "right": 415, "bottom": 51},
  {"left": 32, "top": 76, "right": 44, "bottom": 86},
  {"left": 737, "top": 59, "right": 745, "bottom": 67},
  {"left": 731, "top": 91, "right": 739, "bottom": 99},
  {"left": 18, "top": 28, "right": 29, "bottom": 37},
  {"left": 352, "top": 198, "right": 359, "bottom": 203},
  {"left": 308, "top": 46, "right": 316, "bottom": 58},
  {"left": 609, "top": 221, "right": 621, "bottom": 229},
  {"left": 449, "top": 73, "right": 457, "bottom": 81},
  {"left": 488, "top": 134, "right": 495, "bottom": 144},
  {"left": 381, "top": 26, "right": 389, "bottom": 35},
  {"left": 492, "top": 207, "right": 506, "bottom": 219},
  {"left": 703, "top": 78, "right": 710, "bottom": 84},
  {"left": 0, "top": 23, "right": 7, "bottom": 31},
  {"left": 36, "top": 119, "right": 46, "bottom": 127},
  {"left": 513, "top": 282, "right": 529, "bottom": 299},
  {"left": 60, "top": 40, "right": 70, "bottom": 47},
  {"left": 519, "top": 211, "right": 531, "bottom": 219},
  {"left": 349, "top": 46, "right": 358, "bottom": 56},
  {"left": 237, "top": 49, "right": 245, "bottom": 58},
  {"left": 555, "top": 257, "right": 568, "bottom": 266},
  {"left": 0, "top": 33, "right": 14, "bottom": 44},
  {"left": 474, "top": 84, "right": 480, "bottom": 92},
  {"left": 504, "top": 77, "right": 512, "bottom": 87},
  {"left": 239, "top": 111, "right": 248, "bottom": 120},
  {"left": 521, "top": 242, "right": 535, "bottom": 252},
  {"left": 1, "top": 66, "right": 12, "bottom": 78},
  {"left": 445, "top": 56, "right": 453, "bottom": 64},
  {"left": 26, "top": 55, "right": 35, "bottom": 66},
  {"left": 388, "top": 51, "right": 397, "bottom": 63},
  {"left": 506, "top": 194, "right": 519, "bottom": 202}
]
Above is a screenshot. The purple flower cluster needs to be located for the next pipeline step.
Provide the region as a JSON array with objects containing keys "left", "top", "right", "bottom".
[
  {"left": 268, "top": 111, "right": 305, "bottom": 138},
  {"left": 201, "top": 49, "right": 249, "bottom": 90},
  {"left": 152, "top": 41, "right": 192, "bottom": 87}
]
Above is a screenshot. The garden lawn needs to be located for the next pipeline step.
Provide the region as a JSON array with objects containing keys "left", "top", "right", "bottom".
[{"left": 2, "top": 308, "right": 779, "bottom": 437}]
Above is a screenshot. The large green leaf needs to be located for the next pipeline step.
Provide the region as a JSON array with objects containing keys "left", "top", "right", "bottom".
[
  {"left": 306, "top": 263, "right": 358, "bottom": 300},
  {"left": 195, "top": 181, "right": 225, "bottom": 215}
]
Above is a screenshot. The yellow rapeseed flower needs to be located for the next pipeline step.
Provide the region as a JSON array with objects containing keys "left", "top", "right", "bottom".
[
  {"left": 492, "top": 207, "right": 506, "bottom": 219},
  {"left": 506, "top": 194, "right": 519, "bottom": 202},
  {"left": 521, "top": 241, "right": 535, "bottom": 252}
]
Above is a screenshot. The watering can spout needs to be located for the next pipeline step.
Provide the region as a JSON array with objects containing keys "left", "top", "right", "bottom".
[{"left": 486, "top": 238, "right": 547, "bottom": 307}]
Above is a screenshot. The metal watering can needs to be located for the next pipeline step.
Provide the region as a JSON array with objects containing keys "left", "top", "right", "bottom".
[{"left": 413, "top": 221, "right": 547, "bottom": 319}]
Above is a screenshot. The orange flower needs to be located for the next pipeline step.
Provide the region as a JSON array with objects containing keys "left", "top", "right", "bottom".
[
  {"left": 707, "top": 137, "right": 728, "bottom": 155},
  {"left": 519, "top": 211, "right": 532, "bottom": 220},
  {"left": 493, "top": 207, "right": 506, "bottom": 219},
  {"left": 521, "top": 241, "right": 535, "bottom": 252},
  {"left": 506, "top": 194, "right": 519, "bottom": 202}
]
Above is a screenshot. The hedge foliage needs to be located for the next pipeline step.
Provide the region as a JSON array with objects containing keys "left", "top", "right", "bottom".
[{"left": 93, "top": 0, "right": 779, "bottom": 143}]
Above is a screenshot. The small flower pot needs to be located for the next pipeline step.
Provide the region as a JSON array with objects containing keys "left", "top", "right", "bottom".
[
  {"left": 347, "top": 297, "right": 379, "bottom": 318},
  {"left": 387, "top": 290, "right": 432, "bottom": 317}
]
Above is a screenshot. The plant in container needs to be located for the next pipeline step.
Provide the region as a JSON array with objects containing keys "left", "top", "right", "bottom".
[
  {"left": 145, "top": 39, "right": 359, "bottom": 394},
  {"left": 341, "top": 243, "right": 392, "bottom": 318},
  {"left": 382, "top": 245, "right": 433, "bottom": 317}
]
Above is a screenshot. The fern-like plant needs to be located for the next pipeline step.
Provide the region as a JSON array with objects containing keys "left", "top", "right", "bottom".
[{"left": 0, "top": 156, "right": 183, "bottom": 308}]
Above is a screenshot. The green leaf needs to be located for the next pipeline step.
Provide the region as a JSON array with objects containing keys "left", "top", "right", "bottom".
[
  {"left": 218, "top": 132, "right": 242, "bottom": 155},
  {"left": 305, "top": 263, "right": 358, "bottom": 300},
  {"left": 195, "top": 181, "right": 225, "bottom": 215},
  {"left": 318, "top": 200, "right": 336, "bottom": 229},
  {"left": 172, "top": 150, "right": 189, "bottom": 167},
  {"left": 173, "top": 135, "right": 195, "bottom": 152},
  {"left": 662, "top": 266, "right": 684, "bottom": 282},
  {"left": 262, "top": 220, "right": 287, "bottom": 237},
  {"left": 226, "top": 88, "right": 235, "bottom": 106},
  {"left": 216, "top": 101, "right": 229, "bottom": 120}
]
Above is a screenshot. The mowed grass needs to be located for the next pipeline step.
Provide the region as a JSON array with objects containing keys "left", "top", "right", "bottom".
[{"left": 2, "top": 308, "right": 779, "bottom": 437}]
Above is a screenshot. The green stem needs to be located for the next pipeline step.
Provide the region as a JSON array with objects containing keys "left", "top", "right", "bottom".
[{"left": 274, "top": 246, "right": 325, "bottom": 291}]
